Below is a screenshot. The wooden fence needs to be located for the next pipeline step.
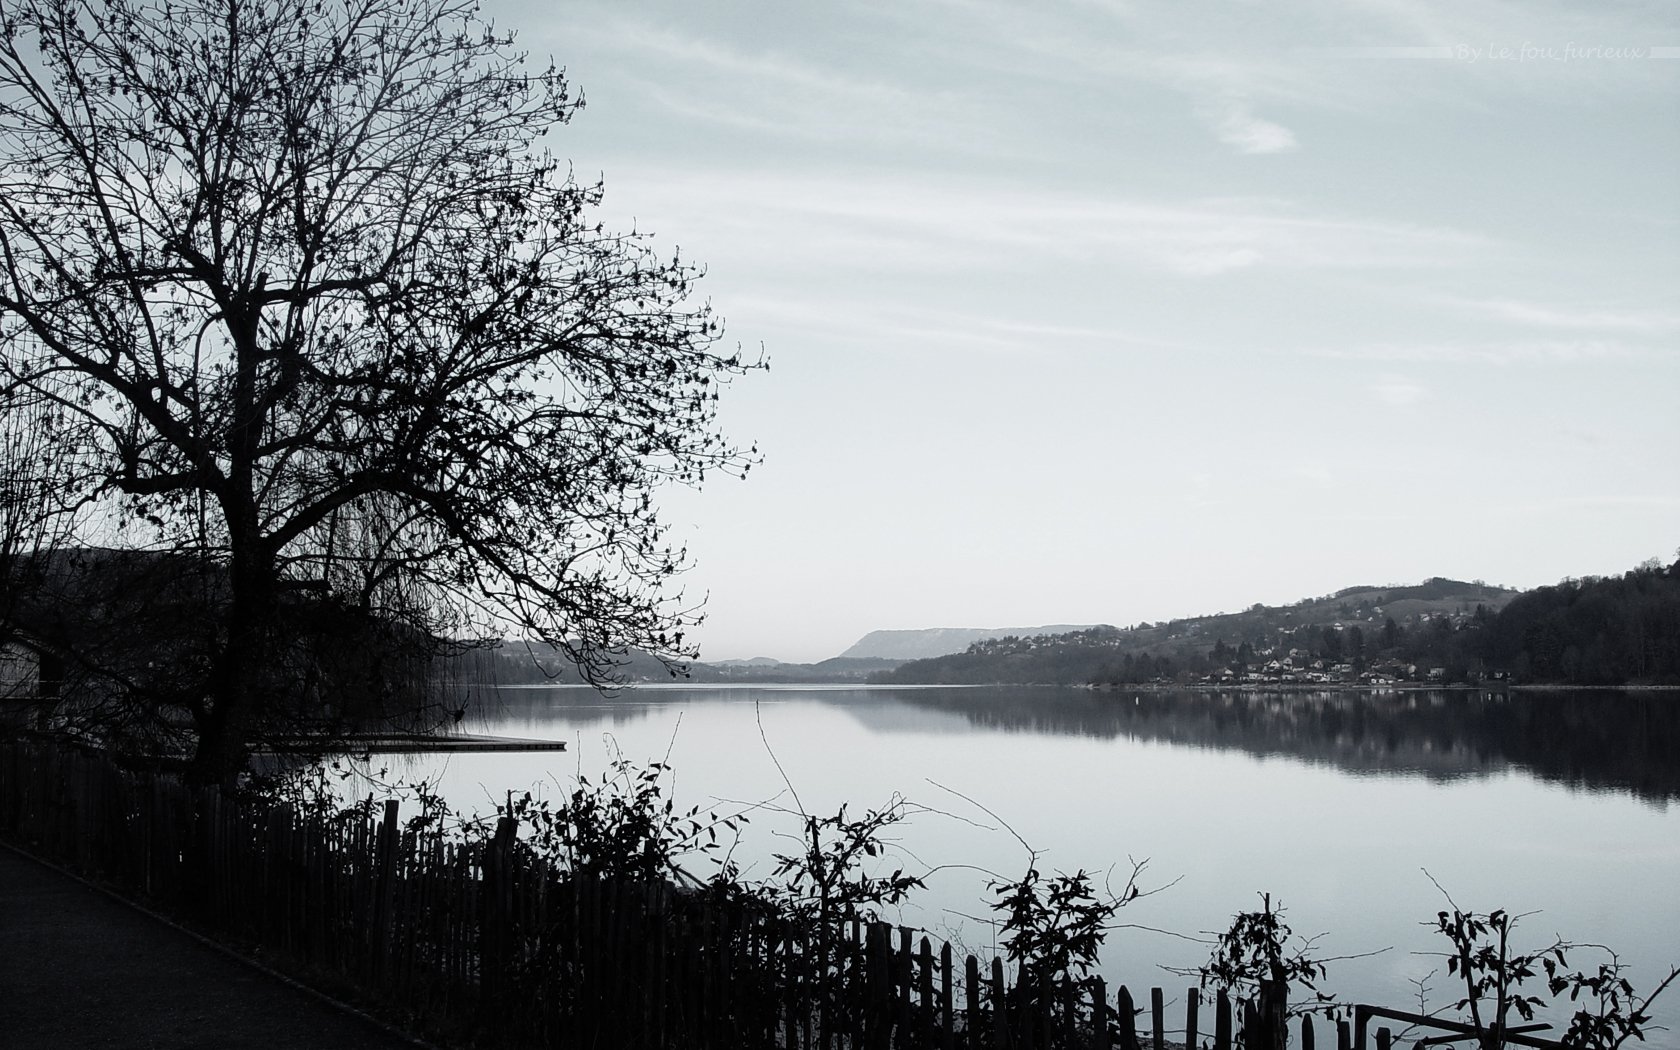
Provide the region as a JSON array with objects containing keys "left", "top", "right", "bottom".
[{"left": 0, "top": 736, "right": 1497, "bottom": 1050}]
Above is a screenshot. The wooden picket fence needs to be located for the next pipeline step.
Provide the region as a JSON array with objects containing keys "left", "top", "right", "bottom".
[{"left": 0, "top": 736, "right": 1510, "bottom": 1050}]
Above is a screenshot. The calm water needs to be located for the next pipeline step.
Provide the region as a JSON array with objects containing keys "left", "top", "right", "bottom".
[{"left": 378, "top": 686, "right": 1680, "bottom": 1043}]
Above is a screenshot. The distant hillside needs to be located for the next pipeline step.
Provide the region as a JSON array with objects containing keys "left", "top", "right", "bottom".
[
  {"left": 459, "top": 642, "right": 681, "bottom": 686},
  {"left": 685, "top": 656, "right": 903, "bottom": 683},
  {"left": 875, "top": 562, "right": 1680, "bottom": 688},
  {"left": 458, "top": 562, "right": 1680, "bottom": 691},
  {"left": 874, "top": 576, "right": 1530, "bottom": 687},
  {"left": 459, "top": 643, "right": 901, "bottom": 686},
  {"left": 839, "top": 625, "right": 1103, "bottom": 661}
]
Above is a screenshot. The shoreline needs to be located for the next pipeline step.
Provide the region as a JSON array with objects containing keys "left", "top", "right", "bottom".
[{"left": 1088, "top": 681, "right": 1680, "bottom": 693}]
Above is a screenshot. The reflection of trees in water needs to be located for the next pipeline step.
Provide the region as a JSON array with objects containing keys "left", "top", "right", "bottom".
[
  {"left": 471, "top": 688, "right": 670, "bottom": 733},
  {"left": 885, "top": 688, "right": 1680, "bottom": 802},
  {"left": 474, "top": 686, "right": 1680, "bottom": 803}
]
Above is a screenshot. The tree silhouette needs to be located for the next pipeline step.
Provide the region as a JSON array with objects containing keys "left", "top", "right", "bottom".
[
  {"left": 0, "top": 392, "right": 79, "bottom": 637},
  {"left": 0, "top": 0, "right": 759, "bottom": 779}
]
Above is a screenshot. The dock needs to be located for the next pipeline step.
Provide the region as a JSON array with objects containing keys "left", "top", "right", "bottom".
[{"left": 261, "top": 732, "right": 568, "bottom": 755}]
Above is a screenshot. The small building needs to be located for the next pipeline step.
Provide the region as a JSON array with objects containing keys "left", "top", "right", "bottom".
[
  {"left": 0, "top": 636, "right": 61, "bottom": 701},
  {"left": 0, "top": 640, "right": 37, "bottom": 698}
]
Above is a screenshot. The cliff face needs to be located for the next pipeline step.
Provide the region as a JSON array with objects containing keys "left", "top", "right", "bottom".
[{"left": 838, "top": 625, "right": 1103, "bottom": 661}]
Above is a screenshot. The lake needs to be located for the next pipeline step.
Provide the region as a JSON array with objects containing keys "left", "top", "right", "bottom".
[{"left": 373, "top": 685, "right": 1680, "bottom": 1044}]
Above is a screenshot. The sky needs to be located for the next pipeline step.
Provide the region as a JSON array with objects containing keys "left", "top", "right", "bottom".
[{"left": 488, "top": 0, "right": 1680, "bottom": 663}]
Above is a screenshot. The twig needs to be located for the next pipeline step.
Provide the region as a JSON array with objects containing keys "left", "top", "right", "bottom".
[
  {"left": 926, "top": 777, "right": 1034, "bottom": 857},
  {"left": 1422, "top": 867, "right": 1461, "bottom": 912},
  {"left": 757, "top": 700, "right": 804, "bottom": 817}
]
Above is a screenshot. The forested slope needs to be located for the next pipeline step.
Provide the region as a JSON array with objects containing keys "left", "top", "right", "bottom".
[{"left": 875, "top": 558, "right": 1680, "bottom": 687}]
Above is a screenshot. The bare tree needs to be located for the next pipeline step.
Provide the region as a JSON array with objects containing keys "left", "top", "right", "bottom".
[
  {"left": 0, "top": 0, "right": 760, "bottom": 780},
  {"left": 0, "top": 386, "right": 81, "bottom": 666}
]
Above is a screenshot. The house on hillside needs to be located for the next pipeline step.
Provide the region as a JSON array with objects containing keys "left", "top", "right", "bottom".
[
  {"left": 0, "top": 635, "right": 62, "bottom": 701},
  {"left": 0, "top": 640, "right": 36, "bottom": 699},
  {"left": 5, "top": 546, "right": 448, "bottom": 753},
  {"left": 0, "top": 633, "right": 67, "bottom": 734}
]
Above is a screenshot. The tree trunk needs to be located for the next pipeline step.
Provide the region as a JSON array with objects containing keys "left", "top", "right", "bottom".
[
  {"left": 189, "top": 507, "right": 273, "bottom": 787},
  {"left": 187, "top": 291, "right": 273, "bottom": 787}
]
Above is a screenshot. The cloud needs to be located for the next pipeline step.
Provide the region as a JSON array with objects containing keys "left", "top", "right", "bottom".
[
  {"left": 719, "top": 292, "right": 1185, "bottom": 359},
  {"left": 1310, "top": 339, "right": 1644, "bottom": 365},
  {"left": 1373, "top": 374, "right": 1427, "bottom": 405},
  {"left": 1186, "top": 471, "right": 1221, "bottom": 507},
  {"left": 1212, "top": 102, "right": 1299, "bottom": 154},
  {"left": 579, "top": 18, "right": 892, "bottom": 100},
  {"left": 1168, "top": 246, "right": 1266, "bottom": 275},
  {"left": 1458, "top": 298, "right": 1680, "bottom": 334},
  {"left": 605, "top": 169, "right": 1492, "bottom": 282},
  {"left": 564, "top": 16, "right": 982, "bottom": 152}
]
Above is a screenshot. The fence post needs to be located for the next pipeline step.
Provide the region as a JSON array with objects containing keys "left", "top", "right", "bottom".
[
  {"left": 1302, "top": 1014, "right": 1316, "bottom": 1050},
  {"left": 991, "top": 957, "right": 1011, "bottom": 1050},
  {"left": 717, "top": 903, "right": 735, "bottom": 1048},
  {"left": 479, "top": 814, "right": 516, "bottom": 1031},
  {"left": 1187, "top": 988, "right": 1201, "bottom": 1050},
  {"left": 927, "top": 934, "right": 940, "bottom": 1041},
  {"left": 815, "top": 917, "right": 832, "bottom": 1050},
  {"left": 372, "top": 798, "right": 400, "bottom": 986},
  {"left": 785, "top": 930, "right": 802, "bottom": 1050},
  {"left": 1119, "top": 985, "right": 1140, "bottom": 1050},
  {"left": 698, "top": 897, "right": 715, "bottom": 1048},
  {"left": 865, "top": 922, "right": 891, "bottom": 1050},
  {"left": 1092, "top": 977, "right": 1110, "bottom": 1050},
  {"left": 268, "top": 802, "right": 295, "bottom": 953},
  {"left": 898, "top": 928, "right": 914, "bottom": 1042},
  {"left": 193, "top": 785, "right": 218, "bottom": 923},
  {"left": 1338, "top": 1018, "right": 1351, "bottom": 1050},
  {"left": 1215, "top": 990, "right": 1232, "bottom": 1050},
  {"left": 1260, "top": 979, "right": 1289, "bottom": 1050},
  {"left": 941, "top": 941, "right": 955, "bottom": 1050},
  {"left": 1062, "top": 981, "right": 1078, "bottom": 1050},
  {"left": 1153, "top": 986, "right": 1166, "bottom": 1050},
  {"left": 1377, "top": 1027, "right": 1392, "bottom": 1050},
  {"left": 1354, "top": 1006, "right": 1370, "bottom": 1050},
  {"left": 1019, "top": 972, "right": 1035, "bottom": 1050},
  {"left": 799, "top": 922, "right": 814, "bottom": 1050}
]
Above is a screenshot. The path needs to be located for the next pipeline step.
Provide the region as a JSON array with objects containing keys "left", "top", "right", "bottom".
[{"left": 0, "top": 842, "right": 428, "bottom": 1049}]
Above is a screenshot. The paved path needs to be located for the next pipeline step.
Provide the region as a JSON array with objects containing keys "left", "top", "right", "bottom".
[{"left": 0, "top": 843, "right": 427, "bottom": 1049}]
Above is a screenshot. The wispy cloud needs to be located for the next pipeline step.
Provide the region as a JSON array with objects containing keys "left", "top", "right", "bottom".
[
  {"left": 1373, "top": 374, "right": 1428, "bottom": 405},
  {"left": 1020, "top": 38, "right": 1326, "bottom": 154},
  {"left": 578, "top": 18, "right": 897, "bottom": 100},
  {"left": 564, "top": 16, "right": 983, "bottom": 151},
  {"left": 1169, "top": 247, "right": 1267, "bottom": 276},
  {"left": 610, "top": 170, "right": 1491, "bottom": 280},
  {"left": 720, "top": 292, "right": 1186, "bottom": 359},
  {"left": 1210, "top": 101, "right": 1299, "bottom": 154},
  {"left": 903, "top": 0, "right": 1678, "bottom": 156},
  {"left": 1455, "top": 298, "right": 1680, "bottom": 334},
  {"left": 1309, "top": 339, "right": 1643, "bottom": 364}
]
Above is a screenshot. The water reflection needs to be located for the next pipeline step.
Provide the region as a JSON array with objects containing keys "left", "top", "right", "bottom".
[
  {"left": 444, "top": 682, "right": 1679, "bottom": 1048},
  {"left": 881, "top": 687, "right": 1680, "bottom": 803},
  {"left": 479, "top": 686, "right": 1680, "bottom": 803}
]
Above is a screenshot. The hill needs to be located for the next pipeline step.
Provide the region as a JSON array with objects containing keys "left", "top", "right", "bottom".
[
  {"left": 458, "top": 644, "right": 902, "bottom": 686},
  {"left": 872, "top": 572, "right": 1680, "bottom": 687},
  {"left": 686, "top": 656, "right": 904, "bottom": 683},
  {"left": 838, "top": 625, "right": 1103, "bottom": 661},
  {"left": 462, "top": 561, "right": 1680, "bottom": 690}
]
